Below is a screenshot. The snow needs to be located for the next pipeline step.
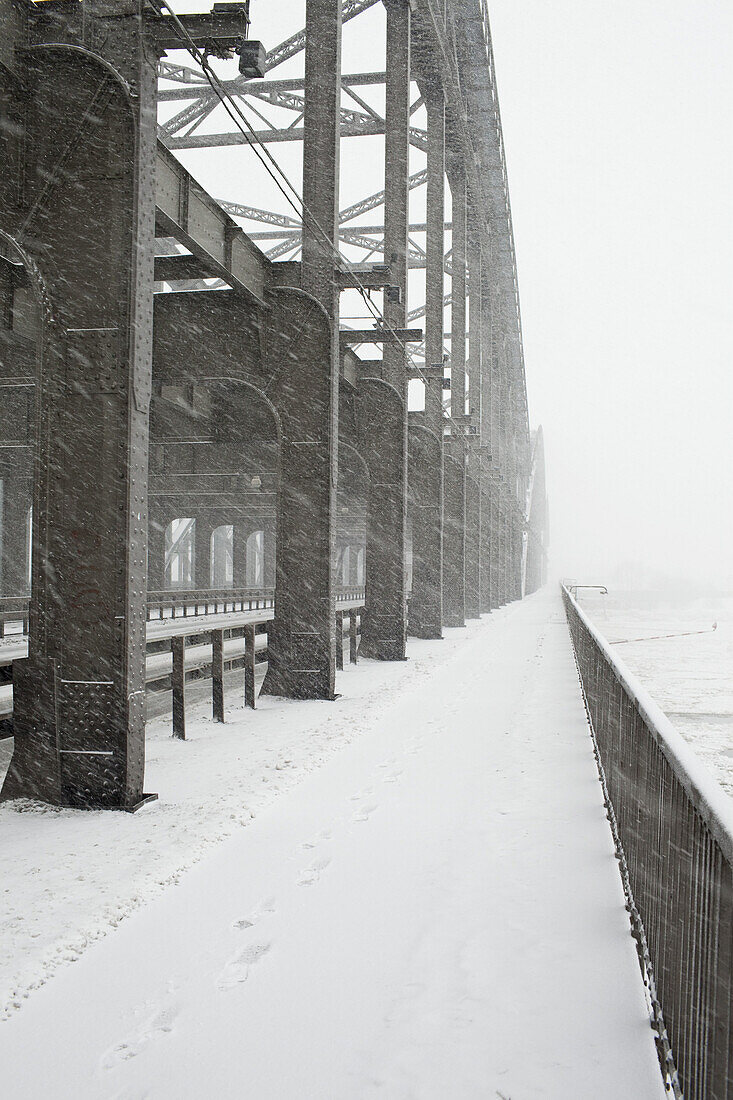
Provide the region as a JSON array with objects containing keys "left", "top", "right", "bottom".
[
  {"left": 576, "top": 590, "right": 733, "bottom": 797},
  {"left": 0, "top": 588, "right": 665, "bottom": 1098},
  {"left": 569, "top": 589, "right": 733, "bottom": 864}
]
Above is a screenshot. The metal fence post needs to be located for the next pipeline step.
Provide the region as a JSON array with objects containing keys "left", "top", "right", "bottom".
[
  {"left": 212, "top": 629, "right": 224, "bottom": 723},
  {"left": 244, "top": 624, "right": 256, "bottom": 709},
  {"left": 349, "top": 609, "right": 358, "bottom": 664},
  {"left": 336, "top": 613, "right": 344, "bottom": 670},
  {"left": 171, "top": 636, "right": 186, "bottom": 739}
]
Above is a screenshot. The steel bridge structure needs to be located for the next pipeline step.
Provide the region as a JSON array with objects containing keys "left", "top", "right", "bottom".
[
  {"left": 0, "top": 0, "right": 548, "bottom": 812},
  {"left": 1, "top": 5, "right": 732, "bottom": 1098}
]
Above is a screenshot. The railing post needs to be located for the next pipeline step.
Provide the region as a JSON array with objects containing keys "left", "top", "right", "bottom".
[
  {"left": 171, "top": 636, "right": 186, "bottom": 740},
  {"left": 212, "top": 629, "right": 224, "bottom": 723},
  {"left": 349, "top": 609, "right": 358, "bottom": 664},
  {"left": 244, "top": 624, "right": 256, "bottom": 710}
]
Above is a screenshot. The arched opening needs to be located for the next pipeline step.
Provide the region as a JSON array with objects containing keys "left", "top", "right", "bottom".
[
  {"left": 148, "top": 365, "right": 281, "bottom": 601},
  {"left": 165, "top": 518, "right": 194, "bottom": 589},
  {"left": 246, "top": 529, "right": 264, "bottom": 588},
  {"left": 211, "top": 524, "right": 233, "bottom": 588},
  {"left": 340, "top": 545, "right": 351, "bottom": 586},
  {"left": 355, "top": 546, "right": 365, "bottom": 586},
  {"left": 335, "top": 442, "right": 368, "bottom": 596}
]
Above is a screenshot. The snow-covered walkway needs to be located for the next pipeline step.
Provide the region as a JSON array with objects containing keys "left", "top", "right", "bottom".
[{"left": 0, "top": 588, "right": 665, "bottom": 1098}]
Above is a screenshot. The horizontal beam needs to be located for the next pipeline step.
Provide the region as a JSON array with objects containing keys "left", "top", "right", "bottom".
[
  {"left": 157, "top": 71, "right": 388, "bottom": 102},
  {"left": 146, "top": 11, "right": 250, "bottom": 54},
  {"left": 338, "top": 264, "right": 392, "bottom": 289},
  {"left": 244, "top": 222, "right": 451, "bottom": 241},
  {"left": 340, "top": 328, "right": 423, "bottom": 346},
  {"left": 154, "top": 254, "right": 219, "bottom": 282},
  {"left": 155, "top": 142, "right": 268, "bottom": 302},
  {"left": 164, "top": 121, "right": 427, "bottom": 152},
  {"left": 268, "top": 260, "right": 394, "bottom": 290}
]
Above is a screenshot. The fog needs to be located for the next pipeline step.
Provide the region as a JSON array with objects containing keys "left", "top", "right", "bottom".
[
  {"left": 166, "top": 0, "right": 733, "bottom": 591},
  {"left": 489, "top": 0, "right": 733, "bottom": 590}
]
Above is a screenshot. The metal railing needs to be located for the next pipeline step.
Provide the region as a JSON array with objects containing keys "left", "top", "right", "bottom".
[
  {"left": 0, "top": 586, "right": 367, "bottom": 635},
  {"left": 0, "top": 594, "right": 366, "bottom": 737},
  {"left": 562, "top": 584, "right": 733, "bottom": 1099}
]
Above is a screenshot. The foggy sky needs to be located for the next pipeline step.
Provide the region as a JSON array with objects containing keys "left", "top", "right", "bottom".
[
  {"left": 167, "top": 0, "right": 733, "bottom": 590},
  {"left": 489, "top": 0, "right": 733, "bottom": 589}
]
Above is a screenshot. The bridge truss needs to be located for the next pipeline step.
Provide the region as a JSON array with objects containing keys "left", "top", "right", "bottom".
[{"left": 0, "top": 0, "right": 548, "bottom": 811}]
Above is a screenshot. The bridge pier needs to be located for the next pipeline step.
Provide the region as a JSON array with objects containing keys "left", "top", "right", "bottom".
[
  {"left": 408, "top": 84, "right": 446, "bottom": 639},
  {"left": 262, "top": 0, "right": 342, "bottom": 700},
  {"left": 357, "top": 378, "right": 407, "bottom": 660},
  {"left": 408, "top": 424, "right": 443, "bottom": 639},
  {"left": 442, "top": 451, "right": 466, "bottom": 627},
  {"left": 1, "top": 25, "right": 157, "bottom": 809},
  {"left": 361, "top": 0, "right": 413, "bottom": 661},
  {"left": 464, "top": 468, "right": 482, "bottom": 619}
]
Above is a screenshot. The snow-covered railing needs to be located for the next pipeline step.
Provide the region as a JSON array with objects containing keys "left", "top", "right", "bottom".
[
  {"left": 562, "top": 584, "right": 733, "bottom": 1100},
  {"left": 146, "top": 588, "right": 274, "bottom": 621},
  {"left": 1, "top": 586, "right": 367, "bottom": 635}
]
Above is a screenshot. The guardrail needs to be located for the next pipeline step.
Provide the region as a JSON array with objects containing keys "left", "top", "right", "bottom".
[
  {"left": 146, "top": 588, "right": 274, "bottom": 621},
  {"left": 562, "top": 584, "right": 733, "bottom": 1100},
  {"left": 0, "top": 597, "right": 28, "bottom": 638},
  {"left": 0, "top": 586, "right": 367, "bottom": 635},
  {"left": 0, "top": 594, "right": 365, "bottom": 740}
]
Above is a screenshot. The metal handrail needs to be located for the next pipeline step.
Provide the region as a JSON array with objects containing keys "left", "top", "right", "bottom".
[
  {"left": 562, "top": 584, "right": 733, "bottom": 1099},
  {"left": 0, "top": 585, "right": 367, "bottom": 634}
]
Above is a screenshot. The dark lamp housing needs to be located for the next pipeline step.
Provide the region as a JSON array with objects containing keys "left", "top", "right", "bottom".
[{"left": 239, "top": 39, "right": 266, "bottom": 79}]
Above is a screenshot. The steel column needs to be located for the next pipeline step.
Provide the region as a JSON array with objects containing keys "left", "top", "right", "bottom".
[
  {"left": 424, "top": 88, "right": 446, "bottom": 435},
  {"left": 408, "top": 85, "right": 445, "bottom": 639},
  {"left": 464, "top": 468, "right": 481, "bottom": 619},
  {"left": 1, "top": 23, "right": 156, "bottom": 809},
  {"left": 443, "top": 161, "right": 467, "bottom": 628},
  {"left": 262, "top": 0, "right": 341, "bottom": 699},
  {"left": 408, "top": 424, "right": 442, "bottom": 639},
  {"left": 382, "top": 0, "right": 411, "bottom": 398},
  {"left": 356, "top": 377, "right": 407, "bottom": 660},
  {"left": 466, "top": 204, "right": 483, "bottom": 616},
  {"left": 442, "top": 451, "right": 466, "bottom": 627},
  {"left": 448, "top": 164, "right": 467, "bottom": 423}
]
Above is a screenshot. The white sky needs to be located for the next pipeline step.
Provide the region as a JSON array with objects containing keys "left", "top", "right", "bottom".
[{"left": 166, "top": 0, "right": 733, "bottom": 590}]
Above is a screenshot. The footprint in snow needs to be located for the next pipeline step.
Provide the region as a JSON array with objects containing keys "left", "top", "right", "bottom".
[
  {"left": 101, "top": 1002, "right": 180, "bottom": 1069},
  {"left": 353, "top": 802, "right": 378, "bottom": 822},
  {"left": 298, "top": 856, "right": 331, "bottom": 887},
  {"left": 232, "top": 895, "right": 277, "bottom": 931},
  {"left": 350, "top": 788, "right": 373, "bottom": 801},
  {"left": 217, "top": 943, "right": 270, "bottom": 991},
  {"left": 301, "top": 828, "right": 333, "bottom": 850},
  {"left": 383, "top": 770, "right": 402, "bottom": 783}
]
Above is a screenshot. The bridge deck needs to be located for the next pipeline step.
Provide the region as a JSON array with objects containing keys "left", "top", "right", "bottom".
[{"left": 0, "top": 589, "right": 664, "bottom": 1097}]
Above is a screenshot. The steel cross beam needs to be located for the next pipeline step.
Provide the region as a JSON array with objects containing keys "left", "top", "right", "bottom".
[
  {"left": 237, "top": 221, "right": 450, "bottom": 239},
  {"left": 157, "top": 71, "right": 389, "bottom": 101},
  {"left": 161, "top": 88, "right": 392, "bottom": 141},
  {"left": 217, "top": 170, "right": 428, "bottom": 231},
  {"left": 162, "top": 118, "right": 427, "bottom": 151}
]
